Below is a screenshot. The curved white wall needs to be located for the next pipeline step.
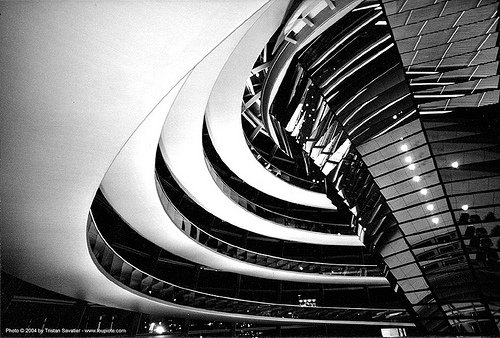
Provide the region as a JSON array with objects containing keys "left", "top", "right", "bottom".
[
  {"left": 204, "top": 10, "right": 337, "bottom": 210},
  {"left": 3, "top": 0, "right": 355, "bottom": 320},
  {"left": 159, "top": 1, "right": 362, "bottom": 246}
]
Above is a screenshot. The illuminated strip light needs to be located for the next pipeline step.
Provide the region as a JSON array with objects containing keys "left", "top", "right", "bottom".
[
  {"left": 404, "top": 10, "right": 413, "bottom": 25},
  {"left": 332, "top": 88, "right": 367, "bottom": 117},
  {"left": 434, "top": 43, "right": 453, "bottom": 71},
  {"left": 471, "top": 78, "right": 482, "bottom": 94},
  {"left": 414, "top": 94, "right": 465, "bottom": 98},
  {"left": 487, "top": 17, "right": 498, "bottom": 34},
  {"left": 375, "top": 21, "right": 387, "bottom": 25},
  {"left": 444, "top": 98, "right": 450, "bottom": 109},
  {"left": 321, "top": 35, "right": 392, "bottom": 90},
  {"left": 370, "top": 109, "right": 417, "bottom": 140},
  {"left": 409, "top": 50, "right": 419, "bottom": 66},
  {"left": 413, "top": 35, "right": 422, "bottom": 51},
  {"left": 310, "top": 12, "right": 383, "bottom": 71},
  {"left": 447, "top": 26, "right": 459, "bottom": 43},
  {"left": 350, "top": 126, "right": 369, "bottom": 142},
  {"left": 406, "top": 71, "right": 438, "bottom": 75},
  {"left": 418, "top": 20, "right": 428, "bottom": 35},
  {"left": 478, "top": 92, "right": 486, "bottom": 107},
  {"left": 323, "top": 42, "right": 395, "bottom": 98},
  {"left": 438, "top": 1, "right": 447, "bottom": 17},
  {"left": 419, "top": 110, "right": 453, "bottom": 115},
  {"left": 477, "top": 33, "right": 491, "bottom": 51},
  {"left": 452, "top": 11, "right": 464, "bottom": 27},
  {"left": 343, "top": 95, "right": 379, "bottom": 125},
  {"left": 467, "top": 50, "right": 481, "bottom": 67},
  {"left": 398, "top": 0, "right": 409, "bottom": 13},
  {"left": 352, "top": 4, "right": 381, "bottom": 11},
  {"left": 348, "top": 93, "right": 411, "bottom": 135},
  {"left": 326, "top": 90, "right": 339, "bottom": 102},
  {"left": 468, "top": 65, "right": 480, "bottom": 81},
  {"left": 409, "top": 82, "right": 454, "bottom": 86}
]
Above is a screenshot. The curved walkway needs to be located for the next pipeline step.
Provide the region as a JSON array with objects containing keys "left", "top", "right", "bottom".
[
  {"left": 204, "top": 23, "right": 336, "bottom": 209},
  {"left": 89, "top": 213, "right": 410, "bottom": 326},
  {"left": 4, "top": 0, "right": 359, "bottom": 322},
  {"left": 158, "top": 0, "right": 361, "bottom": 245},
  {"left": 99, "top": 2, "right": 367, "bottom": 290}
]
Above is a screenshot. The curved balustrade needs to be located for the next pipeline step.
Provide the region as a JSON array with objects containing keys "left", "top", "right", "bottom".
[
  {"left": 155, "top": 176, "right": 381, "bottom": 277},
  {"left": 240, "top": 57, "right": 324, "bottom": 193},
  {"left": 203, "top": 156, "right": 354, "bottom": 235},
  {"left": 245, "top": 140, "right": 326, "bottom": 193},
  {"left": 87, "top": 213, "right": 409, "bottom": 324}
]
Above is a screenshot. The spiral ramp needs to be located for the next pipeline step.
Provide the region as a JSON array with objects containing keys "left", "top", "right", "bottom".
[{"left": 1, "top": 0, "right": 420, "bottom": 330}]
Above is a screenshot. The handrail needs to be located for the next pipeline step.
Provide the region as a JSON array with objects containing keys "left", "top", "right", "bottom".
[
  {"left": 238, "top": 46, "right": 323, "bottom": 193},
  {"left": 261, "top": 2, "right": 356, "bottom": 146},
  {"left": 203, "top": 155, "right": 354, "bottom": 235},
  {"left": 87, "top": 212, "right": 410, "bottom": 324},
  {"left": 155, "top": 175, "right": 381, "bottom": 276},
  {"left": 244, "top": 135, "right": 325, "bottom": 193}
]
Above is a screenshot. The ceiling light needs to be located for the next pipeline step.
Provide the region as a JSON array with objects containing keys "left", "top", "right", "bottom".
[
  {"left": 393, "top": 115, "right": 398, "bottom": 119},
  {"left": 451, "top": 161, "right": 459, "bottom": 168},
  {"left": 426, "top": 204, "right": 434, "bottom": 211},
  {"left": 420, "top": 188, "right": 428, "bottom": 195},
  {"left": 408, "top": 164, "right": 416, "bottom": 170},
  {"left": 405, "top": 156, "right": 412, "bottom": 163},
  {"left": 413, "top": 176, "right": 421, "bottom": 182},
  {"left": 154, "top": 325, "right": 166, "bottom": 334},
  {"left": 462, "top": 204, "right": 469, "bottom": 211},
  {"left": 432, "top": 217, "right": 439, "bottom": 224},
  {"left": 401, "top": 144, "right": 408, "bottom": 152}
]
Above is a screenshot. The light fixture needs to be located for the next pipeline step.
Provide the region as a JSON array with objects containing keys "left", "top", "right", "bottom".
[
  {"left": 420, "top": 188, "right": 428, "bottom": 195},
  {"left": 414, "top": 94, "right": 465, "bottom": 99},
  {"left": 413, "top": 176, "right": 421, "bottom": 182},
  {"left": 393, "top": 115, "right": 398, "bottom": 119},
  {"left": 462, "top": 204, "right": 469, "bottom": 211},
  {"left": 154, "top": 325, "right": 166, "bottom": 334},
  {"left": 432, "top": 217, "right": 439, "bottom": 224},
  {"left": 426, "top": 204, "right": 434, "bottom": 211},
  {"left": 406, "top": 71, "right": 439, "bottom": 75},
  {"left": 410, "top": 82, "right": 455, "bottom": 86},
  {"left": 451, "top": 161, "right": 459, "bottom": 168},
  {"left": 401, "top": 144, "right": 408, "bottom": 151},
  {"left": 408, "top": 164, "right": 416, "bottom": 170},
  {"left": 419, "top": 110, "right": 453, "bottom": 115},
  {"left": 405, "top": 156, "right": 412, "bottom": 163}
]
